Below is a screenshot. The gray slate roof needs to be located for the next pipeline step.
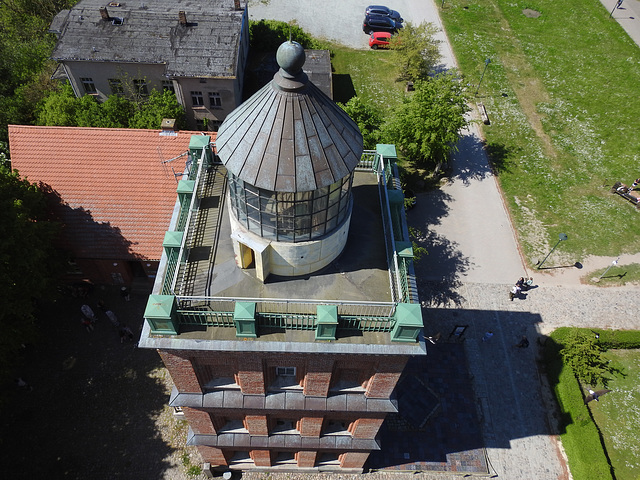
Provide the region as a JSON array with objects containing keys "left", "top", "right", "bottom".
[
  {"left": 215, "top": 42, "right": 363, "bottom": 193},
  {"left": 49, "top": 0, "right": 245, "bottom": 78}
]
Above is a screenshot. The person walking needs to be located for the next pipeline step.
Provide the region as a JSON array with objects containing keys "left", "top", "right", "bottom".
[
  {"left": 105, "top": 310, "right": 120, "bottom": 328},
  {"left": 81, "top": 316, "right": 94, "bottom": 332},
  {"left": 80, "top": 304, "right": 96, "bottom": 322},
  {"left": 119, "top": 324, "right": 134, "bottom": 343}
]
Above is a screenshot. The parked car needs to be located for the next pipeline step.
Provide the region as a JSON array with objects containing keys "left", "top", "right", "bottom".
[
  {"left": 365, "top": 5, "right": 403, "bottom": 23},
  {"left": 362, "top": 14, "right": 403, "bottom": 34},
  {"left": 369, "top": 31, "right": 392, "bottom": 49}
]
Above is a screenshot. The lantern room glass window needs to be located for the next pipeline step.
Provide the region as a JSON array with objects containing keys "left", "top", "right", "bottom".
[{"left": 228, "top": 173, "right": 353, "bottom": 242}]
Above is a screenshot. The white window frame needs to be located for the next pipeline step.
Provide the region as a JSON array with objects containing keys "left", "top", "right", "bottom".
[
  {"left": 276, "top": 366, "right": 296, "bottom": 377},
  {"left": 81, "top": 77, "right": 97, "bottom": 94}
]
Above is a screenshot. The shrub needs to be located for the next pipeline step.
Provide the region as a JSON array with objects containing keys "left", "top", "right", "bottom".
[{"left": 249, "top": 20, "right": 323, "bottom": 51}]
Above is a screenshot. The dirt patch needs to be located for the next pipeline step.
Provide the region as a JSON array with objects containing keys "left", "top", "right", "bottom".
[{"left": 523, "top": 9, "right": 541, "bottom": 18}]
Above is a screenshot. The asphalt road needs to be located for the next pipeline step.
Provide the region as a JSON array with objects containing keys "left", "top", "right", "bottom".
[{"left": 248, "top": 0, "right": 455, "bottom": 65}]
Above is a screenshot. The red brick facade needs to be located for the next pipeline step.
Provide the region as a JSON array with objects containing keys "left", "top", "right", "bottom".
[{"left": 161, "top": 349, "right": 410, "bottom": 473}]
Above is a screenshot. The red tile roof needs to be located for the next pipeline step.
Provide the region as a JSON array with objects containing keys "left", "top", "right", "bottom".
[{"left": 9, "top": 125, "right": 211, "bottom": 261}]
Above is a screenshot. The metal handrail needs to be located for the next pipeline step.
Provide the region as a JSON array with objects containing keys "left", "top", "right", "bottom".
[{"left": 169, "top": 148, "right": 207, "bottom": 294}]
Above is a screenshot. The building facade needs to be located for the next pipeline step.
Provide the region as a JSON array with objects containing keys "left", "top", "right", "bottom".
[
  {"left": 139, "top": 42, "right": 424, "bottom": 474},
  {"left": 8, "top": 124, "right": 200, "bottom": 286},
  {"left": 49, "top": 0, "right": 250, "bottom": 131}
]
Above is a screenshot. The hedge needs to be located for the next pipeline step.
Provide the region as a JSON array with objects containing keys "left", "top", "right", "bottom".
[{"left": 543, "top": 327, "right": 640, "bottom": 480}]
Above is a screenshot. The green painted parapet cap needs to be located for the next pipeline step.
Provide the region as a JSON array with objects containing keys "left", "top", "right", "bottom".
[
  {"left": 395, "top": 241, "right": 414, "bottom": 258},
  {"left": 189, "top": 135, "right": 211, "bottom": 150},
  {"left": 144, "top": 294, "right": 178, "bottom": 335},
  {"left": 376, "top": 144, "right": 398, "bottom": 161},
  {"left": 234, "top": 301, "right": 257, "bottom": 338},
  {"left": 315, "top": 305, "right": 338, "bottom": 341},
  {"left": 163, "top": 231, "right": 184, "bottom": 250},
  {"left": 177, "top": 179, "right": 195, "bottom": 195},
  {"left": 391, "top": 303, "right": 423, "bottom": 342},
  {"left": 189, "top": 135, "right": 212, "bottom": 166}
]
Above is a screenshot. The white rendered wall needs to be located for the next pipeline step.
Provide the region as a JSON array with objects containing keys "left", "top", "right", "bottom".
[{"left": 229, "top": 209, "right": 351, "bottom": 279}]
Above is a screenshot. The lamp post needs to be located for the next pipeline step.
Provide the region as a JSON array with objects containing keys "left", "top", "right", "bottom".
[
  {"left": 599, "top": 257, "right": 619, "bottom": 279},
  {"left": 537, "top": 233, "right": 568, "bottom": 269},
  {"left": 475, "top": 58, "right": 491, "bottom": 95}
]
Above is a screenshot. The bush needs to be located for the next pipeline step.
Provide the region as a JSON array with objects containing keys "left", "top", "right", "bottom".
[
  {"left": 249, "top": 20, "right": 323, "bottom": 51},
  {"left": 543, "top": 327, "right": 640, "bottom": 480}
]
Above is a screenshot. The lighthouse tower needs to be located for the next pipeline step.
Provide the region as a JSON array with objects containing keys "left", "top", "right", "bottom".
[{"left": 215, "top": 41, "right": 363, "bottom": 281}]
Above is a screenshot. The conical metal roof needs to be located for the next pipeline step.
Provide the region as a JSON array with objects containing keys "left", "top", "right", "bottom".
[{"left": 215, "top": 41, "right": 363, "bottom": 193}]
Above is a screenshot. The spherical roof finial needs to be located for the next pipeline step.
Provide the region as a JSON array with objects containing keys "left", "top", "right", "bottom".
[{"left": 276, "top": 41, "right": 305, "bottom": 76}]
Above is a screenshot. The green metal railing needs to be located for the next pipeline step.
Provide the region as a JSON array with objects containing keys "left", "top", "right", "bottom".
[{"left": 155, "top": 144, "right": 419, "bottom": 336}]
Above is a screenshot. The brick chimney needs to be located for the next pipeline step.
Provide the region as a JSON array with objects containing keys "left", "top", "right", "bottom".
[
  {"left": 178, "top": 11, "right": 187, "bottom": 25},
  {"left": 99, "top": 7, "right": 110, "bottom": 20},
  {"left": 160, "top": 118, "right": 177, "bottom": 136}
]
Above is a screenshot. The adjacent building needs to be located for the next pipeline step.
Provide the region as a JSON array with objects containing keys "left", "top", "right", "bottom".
[
  {"left": 139, "top": 42, "right": 424, "bottom": 474},
  {"left": 48, "top": 0, "right": 250, "bottom": 131},
  {"left": 8, "top": 123, "right": 201, "bottom": 285}
]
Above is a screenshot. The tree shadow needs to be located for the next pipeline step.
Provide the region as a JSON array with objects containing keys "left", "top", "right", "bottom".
[
  {"left": 406, "top": 189, "right": 470, "bottom": 306},
  {"left": 369, "top": 309, "right": 568, "bottom": 473},
  {"left": 483, "top": 140, "right": 517, "bottom": 175},
  {"left": 0, "top": 285, "right": 178, "bottom": 480},
  {"left": 452, "top": 131, "right": 498, "bottom": 186},
  {"left": 40, "top": 183, "right": 143, "bottom": 269}
]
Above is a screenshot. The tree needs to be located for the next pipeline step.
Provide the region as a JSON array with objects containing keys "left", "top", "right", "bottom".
[
  {"left": 35, "top": 82, "right": 79, "bottom": 126},
  {"left": 338, "top": 96, "right": 382, "bottom": 150},
  {"left": 385, "top": 72, "right": 470, "bottom": 171},
  {"left": 37, "top": 85, "right": 187, "bottom": 130},
  {"left": 391, "top": 22, "right": 442, "bottom": 82},
  {"left": 96, "top": 94, "right": 136, "bottom": 128},
  {"left": 0, "top": 166, "right": 62, "bottom": 379},
  {"left": 560, "top": 329, "right": 612, "bottom": 387},
  {"left": 249, "top": 20, "right": 322, "bottom": 51},
  {"left": 130, "top": 90, "right": 187, "bottom": 130}
]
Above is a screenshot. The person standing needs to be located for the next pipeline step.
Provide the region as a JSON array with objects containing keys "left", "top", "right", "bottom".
[
  {"left": 482, "top": 331, "right": 494, "bottom": 342},
  {"left": 120, "top": 286, "right": 131, "bottom": 301}
]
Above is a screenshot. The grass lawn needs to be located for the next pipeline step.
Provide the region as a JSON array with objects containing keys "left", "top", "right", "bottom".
[
  {"left": 327, "top": 43, "right": 405, "bottom": 111},
  {"left": 583, "top": 262, "right": 640, "bottom": 286},
  {"left": 435, "top": 0, "right": 640, "bottom": 263},
  {"left": 590, "top": 349, "right": 640, "bottom": 480}
]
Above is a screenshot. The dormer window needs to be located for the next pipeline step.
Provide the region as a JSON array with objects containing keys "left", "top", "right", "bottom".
[
  {"left": 81, "top": 77, "right": 97, "bottom": 94},
  {"left": 111, "top": 17, "right": 123, "bottom": 26}
]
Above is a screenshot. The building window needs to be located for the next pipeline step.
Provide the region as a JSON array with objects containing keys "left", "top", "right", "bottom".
[
  {"left": 276, "top": 367, "right": 296, "bottom": 377},
  {"left": 161, "top": 80, "right": 175, "bottom": 94},
  {"left": 228, "top": 174, "right": 354, "bottom": 243},
  {"left": 324, "top": 420, "right": 351, "bottom": 436},
  {"left": 269, "top": 366, "right": 300, "bottom": 391},
  {"left": 199, "top": 78, "right": 207, "bottom": 83},
  {"left": 108, "top": 78, "right": 123, "bottom": 95},
  {"left": 196, "top": 119, "right": 206, "bottom": 131},
  {"left": 133, "top": 79, "right": 148, "bottom": 96},
  {"left": 272, "top": 419, "right": 298, "bottom": 435},
  {"left": 209, "top": 92, "right": 222, "bottom": 108},
  {"left": 81, "top": 77, "right": 97, "bottom": 94},
  {"left": 191, "top": 91, "right": 204, "bottom": 106}
]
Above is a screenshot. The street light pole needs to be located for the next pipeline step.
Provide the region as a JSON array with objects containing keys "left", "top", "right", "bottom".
[
  {"left": 475, "top": 58, "right": 491, "bottom": 95},
  {"left": 599, "top": 257, "right": 619, "bottom": 279},
  {"left": 537, "top": 233, "right": 568, "bottom": 269}
]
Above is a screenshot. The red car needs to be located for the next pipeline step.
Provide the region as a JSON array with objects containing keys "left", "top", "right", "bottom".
[{"left": 369, "top": 31, "right": 392, "bottom": 49}]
